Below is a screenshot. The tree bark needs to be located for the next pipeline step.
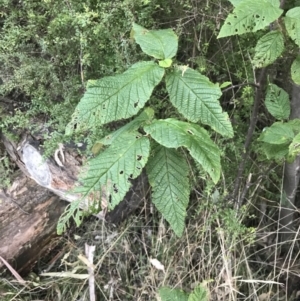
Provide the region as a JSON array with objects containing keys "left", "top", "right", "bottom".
[
  {"left": 0, "top": 172, "right": 65, "bottom": 274},
  {"left": 279, "top": 83, "right": 300, "bottom": 247},
  {"left": 0, "top": 133, "right": 148, "bottom": 273}
]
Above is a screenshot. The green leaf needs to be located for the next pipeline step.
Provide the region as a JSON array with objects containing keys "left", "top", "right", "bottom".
[
  {"left": 228, "top": 0, "right": 243, "bottom": 6},
  {"left": 220, "top": 81, "right": 232, "bottom": 89},
  {"left": 159, "top": 287, "right": 189, "bottom": 301},
  {"left": 287, "top": 118, "right": 300, "bottom": 132},
  {"left": 66, "top": 61, "right": 164, "bottom": 133},
  {"left": 144, "top": 119, "right": 221, "bottom": 183},
  {"left": 166, "top": 67, "right": 233, "bottom": 137},
  {"left": 57, "top": 201, "right": 84, "bottom": 235},
  {"left": 100, "top": 107, "right": 154, "bottom": 146},
  {"left": 258, "top": 122, "right": 295, "bottom": 145},
  {"left": 291, "top": 55, "right": 300, "bottom": 85},
  {"left": 265, "top": 84, "right": 290, "bottom": 120},
  {"left": 75, "top": 132, "right": 150, "bottom": 209},
  {"left": 159, "top": 58, "right": 173, "bottom": 68},
  {"left": 147, "top": 144, "right": 190, "bottom": 237},
  {"left": 284, "top": 7, "right": 300, "bottom": 47},
  {"left": 253, "top": 31, "right": 284, "bottom": 68},
  {"left": 229, "top": 0, "right": 280, "bottom": 7},
  {"left": 288, "top": 132, "right": 300, "bottom": 162},
  {"left": 132, "top": 23, "right": 178, "bottom": 59},
  {"left": 260, "top": 142, "right": 289, "bottom": 160},
  {"left": 217, "top": 0, "right": 283, "bottom": 38},
  {"left": 188, "top": 284, "right": 209, "bottom": 301}
]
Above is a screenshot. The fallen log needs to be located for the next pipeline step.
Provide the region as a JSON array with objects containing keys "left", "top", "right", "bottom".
[
  {"left": 0, "top": 133, "right": 149, "bottom": 273},
  {"left": 0, "top": 172, "right": 65, "bottom": 274}
]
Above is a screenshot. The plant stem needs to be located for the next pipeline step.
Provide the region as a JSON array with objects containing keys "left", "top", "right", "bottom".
[{"left": 232, "top": 67, "right": 267, "bottom": 206}]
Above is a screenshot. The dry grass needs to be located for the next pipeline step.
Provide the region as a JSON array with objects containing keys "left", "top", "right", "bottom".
[{"left": 1, "top": 188, "right": 300, "bottom": 301}]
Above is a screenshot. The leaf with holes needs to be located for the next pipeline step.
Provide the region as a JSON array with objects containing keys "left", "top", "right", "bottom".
[
  {"left": 147, "top": 144, "right": 189, "bottom": 237},
  {"left": 253, "top": 31, "right": 284, "bottom": 68},
  {"left": 217, "top": 0, "right": 283, "bottom": 38},
  {"left": 132, "top": 23, "right": 178, "bottom": 59},
  {"left": 144, "top": 119, "right": 221, "bottom": 183},
  {"left": 258, "top": 122, "right": 295, "bottom": 145},
  {"left": 291, "top": 55, "right": 300, "bottom": 85},
  {"left": 265, "top": 84, "right": 290, "bottom": 120},
  {"left": 66, "top": 61, "right": 164, "bottom": 134},
  {"left": 159, "top": 287, "right": 189, "bottom": 301},
  {"left": 284, "top": 7, "right": 300, "bottom": 47},
  {"left": 166, "top": 67, "right": 233, "bottom": 137},
  {"left": 75, "top": 132, "right": 150, "bottom": 209}
]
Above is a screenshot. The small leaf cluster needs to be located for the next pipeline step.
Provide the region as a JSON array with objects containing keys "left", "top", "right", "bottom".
[
  {"left": 62, "top": 23, "right": 233, "bottom": 237},
  {"left": 258, "top": 85, "right": 300, "bottom": 162},
  {"left": 218, "top": 0, "right": 300, "bottom": 84},
  {"left": 218, "top": 1, "right": 300, "bottom": 162}
]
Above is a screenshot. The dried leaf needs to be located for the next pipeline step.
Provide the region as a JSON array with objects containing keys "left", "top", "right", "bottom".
[{"left": 149, "top": 258, "right": 165, "bottom": 272}]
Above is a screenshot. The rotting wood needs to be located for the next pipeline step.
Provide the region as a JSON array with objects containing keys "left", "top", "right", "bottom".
[
  {"left": 0, "top": 171, "right": 66, "bottom": 274},
  {"left": 0, "top": 132, "right": 149, "bottom": 273}
]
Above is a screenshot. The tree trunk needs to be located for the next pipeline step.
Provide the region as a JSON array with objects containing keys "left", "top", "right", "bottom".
[
  {"left": 0, "top": 132, "right": 148, "bottom": 273},
  {"left": 0, "top": 172, "right": 65, "bottom": 274},
  {"left": 279, "top": 83, "right": 300, "bottom": 247}
]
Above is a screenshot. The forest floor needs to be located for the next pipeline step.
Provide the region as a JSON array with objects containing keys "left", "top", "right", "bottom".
[{"left": 1, "top": 191, "right": 300, "bottom": 301}]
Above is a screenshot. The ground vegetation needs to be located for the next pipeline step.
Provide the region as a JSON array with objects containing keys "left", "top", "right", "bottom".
[{"left": 1, "top": 0, "right": 300, "bottom": 300}]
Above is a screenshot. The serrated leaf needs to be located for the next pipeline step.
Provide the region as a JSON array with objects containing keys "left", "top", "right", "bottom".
[
  {"left": 100, "top": 107, "right": 154, "bottom": 146},
  {"left": 188, "top": 284, "right": 209, "bottom": 301},
  {"left": 228, "top": 0, "right": 243, "bottom": 6},
  {"left": 159, "top": 287, "right": 189, "bottom": 301},
  {"left": 166, "top": 67, "right": 233, "bottom": 137},
  {"left": 66, "top": 61, "right": 164, "bottom": 133},
  {"left": 57, "top": 201, "right": 84, "bottom": 235},
  {"left": 253, "top": 31, "right": 284, "bottom": 68},
  {"left": 75, "top": 132, "right": 150, "bottom": 209},
  {"left": 217, "top": 0, "right": 283, "bottom": 38},
  {"left": 144, "top": 119, "right": 221, "bottom": 183},
  {"left": 229, "top": 0, "right": 279, "bottom": 7},
  {"left": 258, "top": 122, "right": 295, "bottom": 145},
  {"left": 260, "top": 142, "right": 289, "bottom": 160},
  {"left": 146, "top": 144, "right": 189, "bottom": 237},
  {"left": 159, "top": 58, "right": 173, "bottom": 68},
  {"left": 288, "top": 132, "right": 300, "bottom": 162},
  {"left": 284, "top": 7, "right": 300, "bottom": 47},
  {"left": 132, "top": 23, "right": 178, "bottom": 59},
  {"left": 291, "top": 55, "right": 300, "bottom": 85},
  {"left": 265, "top": 84, "right": 290, "bottom": 120},
  {"left": 287, "top": 118, "right": 300, "bottom": 132}
]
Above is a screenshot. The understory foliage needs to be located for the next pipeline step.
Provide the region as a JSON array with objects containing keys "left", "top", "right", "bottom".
[
  {"left": 0, "top": 0, "right": 160, "bottom": 150},
  {"left": 59, "top": 23, "right": 234, "bottom": 237},
  {"left": 219, "top": 0, "right": 300, "bottom": 160},
  {"left": 3, "top": 0, "right": 300, "bottom": 300}
]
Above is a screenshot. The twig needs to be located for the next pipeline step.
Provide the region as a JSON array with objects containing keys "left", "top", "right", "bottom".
[
  {"left": 85, "top": 244, "right": 96, "bottom": 301},
  {"left": 222, "top": 82, "right": 260, "bottom": 93},
  {"left": 232, "top": 67, "right": 267, "bottom": 203},
  {"left": 0, "top": 255, "right": 27, "bottom": 286}
]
